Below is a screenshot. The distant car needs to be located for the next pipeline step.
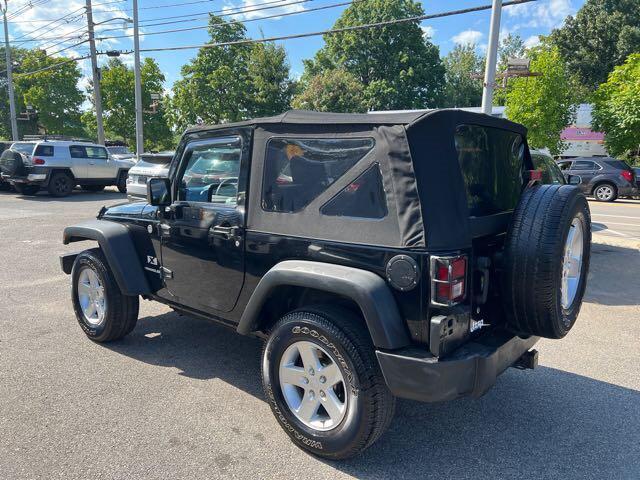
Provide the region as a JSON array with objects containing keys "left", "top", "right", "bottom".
[
  {"left": 557, "top": 157, "right": 637, "bottom": 202},
  {"left": 530, "top": 150, "right": 565, "bottom": 185},
  {"left": 126, "top": 151, "right": 174, "bottom": 201},
  {"left": 0, "top": 141, "right": 11, "bottom": 190},
  {"left": 0, "top": 140, "right": 135, "bottom": 197},
  {"left": 107, "top": 145, "right": 135, "bottom": 161}
]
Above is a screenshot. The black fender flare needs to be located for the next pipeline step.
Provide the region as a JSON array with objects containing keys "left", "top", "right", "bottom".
[
  {"left": 62, "top": 219, "right": 151, "bottom": 296},
  {"left": 237, "top": 260, "right": 411, "bottom": 350}
]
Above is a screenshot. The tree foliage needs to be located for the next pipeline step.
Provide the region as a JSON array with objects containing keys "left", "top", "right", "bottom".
[
  {"left": 441, "top": 44, "right": 484, "bottom": 108},
  {"left": 505, "top": 46, "right": 578, "bottom": 155},
  {"left": 550, "top": 0, "right": 640, "bottom": 91},
  {"left": 292, "top": 69, "right": 367, "bottom": 112},
  {"left": 592, "top": 53, "right": 640, "bottom": 159},
  {"left": 98, "top": 57, "right": 173, "bottom": 152},
  {"left": 298, "top": 0, "right": 445, "bottom": 111},
  {"left": 168, "top": 15, "right": 294, "bottom": 131}
]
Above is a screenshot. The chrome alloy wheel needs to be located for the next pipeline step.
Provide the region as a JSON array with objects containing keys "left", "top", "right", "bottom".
[
  {"left": 561, "top": 218, "right": 584, "bottom": 309},
  {"left": 77, "top": 267, "right": 106, "bottom": 325},
  {"left": 595, "top": 185, "right": 613, "bottom": 201},
  {"left": 279, "top": 340, "right": 347, "bottom": 431}
]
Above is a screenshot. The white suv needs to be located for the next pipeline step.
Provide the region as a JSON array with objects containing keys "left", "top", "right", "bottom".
[{"left": 0, "top": 140, "right": 136, "bottom": 197}]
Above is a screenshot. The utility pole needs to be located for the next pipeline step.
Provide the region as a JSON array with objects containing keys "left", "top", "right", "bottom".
[
  {"left": 2, "top": 0, "right": 18, "bottom": 140},
  {"left": 481, "top": 0, "right": 502, "bottom": 115},
  {"left": 85, "top": 0, "right": 105, "bottom": 144},
  {"left": 132, "top": 0, "right": 144, "bottom": 156}
]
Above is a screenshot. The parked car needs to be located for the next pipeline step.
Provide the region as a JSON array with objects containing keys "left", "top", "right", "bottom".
[
  {"left": 106, "top": 145, "right": 135, "bottom": 161},
  {"left": 60, "top": 110, "right": 591, "bottom": 459},
  {"left": 0, "top": 140, "right": 135, "bottom": 197},
  {"left": 557, "top": 157, "right": 637, "bottom": 202},
  {"left": 126, "top": 151, "right": 174, "bottom": 201},
  {"left": 0, "top": 141, "right": 11, "bottom": 190}
]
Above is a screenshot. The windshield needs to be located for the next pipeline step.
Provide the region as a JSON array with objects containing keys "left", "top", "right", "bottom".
[
  {"left": 11, "top": 142, "right": 36, "bottom": 155},
  {"left": 189, "top": 151, "right": 239, "bottom": 175},
  {"left": 107, "top": 146, "right": 131, "bottom": 155},
  {"left": 134, "top": 159, "right": 171, "bottom": 171}
]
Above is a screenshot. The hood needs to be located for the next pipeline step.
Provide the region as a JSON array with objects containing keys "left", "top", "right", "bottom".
[{"left": 100, "top": 201, "right": 157, "bottom": 221}]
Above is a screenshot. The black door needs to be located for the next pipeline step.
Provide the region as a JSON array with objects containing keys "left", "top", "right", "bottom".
[{"left": 158, "top": 134, "right": 247, "bottom": 314}]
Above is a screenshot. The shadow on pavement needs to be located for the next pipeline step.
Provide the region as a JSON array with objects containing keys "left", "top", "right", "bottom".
[
  {"left": 586, "top": 242, "right": 640, "bottom": 306},
  {"left": 108, "top": 312, "right": 640, "bottom": 479},
  {"left": 4, "top": 189, "right": 126, "bottom": 203}
]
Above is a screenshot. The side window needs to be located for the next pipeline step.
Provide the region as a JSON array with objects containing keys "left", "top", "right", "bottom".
[
  {"left": 572, "top": 161, "right": 594, "bottom": 170},
  {"left": 558, "top": 161, "right": 572, "bottom": 171},
  {"left": 34, "top": 145, "right": 54, "bottom": 156},
  {"left": 262, "top": 137, "right": 375, "bottom": 213},
  {"left": 178, "top": 136, "right": 242, "bottom": 205},
  {"left": 321, "top": 164, "right": 387, "bottom": 219},
  {"left": 69, "top": 146, "right": 86, "bottom": 158},
  {"left": 85, "top": 146, "right": 108, "bottom": 159}
]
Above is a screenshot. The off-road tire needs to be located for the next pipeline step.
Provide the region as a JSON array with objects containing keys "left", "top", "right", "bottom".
[
  {"left": 48, "top": 172, "right": 74, "bottom": 197},
  {"left": 0, "top": 150, "right": 25, "bottom": 177},
  {"left": 81, "top": 185, "right": 105, "bottom": 192},
  {"left": 117, "top": 172, "right": 128, "bottom": 193},
  {"left": 14, "top": 183, "right": 40, "bottom": 196},
  {"left": 592, "top": 182, "right": 617, "bottom": 202},
  {"left": 503, "top": 184, "right": 591, "bottom": 339},
  {"left": 71, "top": 248, "right": 139, "bottom": 342},
  {"left": 262, "top": 305, "right": 395, "bottom": 460}
]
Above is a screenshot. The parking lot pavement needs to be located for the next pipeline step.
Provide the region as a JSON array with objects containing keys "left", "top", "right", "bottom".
[
  {"left": 589, "top": 198, "right": 640, "bottom": 242},
  {"left": 1, "top": 188, "right": 639, "bottom": 480}
]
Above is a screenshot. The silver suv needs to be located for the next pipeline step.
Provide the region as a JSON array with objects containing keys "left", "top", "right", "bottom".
[{"left": 0, "top": 140, "right": 135, "bottom": 197}]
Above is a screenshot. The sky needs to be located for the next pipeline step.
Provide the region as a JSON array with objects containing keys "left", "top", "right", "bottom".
[{"left": 4, "top": 0, "right": 586, "bottom": 94}]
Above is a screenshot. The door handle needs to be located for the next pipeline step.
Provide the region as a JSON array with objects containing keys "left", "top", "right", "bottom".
[{"left": 211, "top": 225, "right": 241, "bottom": 239}]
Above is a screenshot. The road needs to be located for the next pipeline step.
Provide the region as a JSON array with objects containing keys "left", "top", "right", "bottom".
[
  {"left": 589, "top": 198, "right": 640, "bottom": 241},
  {"left": 0, "top": 188, "right": 639, "bottom": 480}
]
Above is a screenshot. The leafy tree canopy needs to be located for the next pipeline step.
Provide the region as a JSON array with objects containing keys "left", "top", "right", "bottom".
[
  {"left": 167, "top": 15, "right": 294, "bottom": 131},
  {"left": 300, "top": 0, "right": 445, "bottom": 111},
  {"left": 441, "top": 44, "right": 484, "bottom": 108},
  {"left": 592, "top": 53, "right": 640, "bottom": 159},
  {"left": 505, "top": 45, "right": 578, "bottom": 155},
  {"left": 292, "top": 69, "right": 367, "bottom": 112},
  {"left": 550, "top": 0, "right": 640, "bottom": 91}
]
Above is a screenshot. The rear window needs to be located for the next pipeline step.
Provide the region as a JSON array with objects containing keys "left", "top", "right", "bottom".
[
  {"left": 455, "top": 124, "right": 525, "bottom": 217},
  {"left": 34, "top": 145, "right": 54, "bottom": 156},
  {"left": 11, "top": 143, "right": 35, "bottom": 155},
  {"left": 262, "top": 137, "right": 374, "bottom": 213}
]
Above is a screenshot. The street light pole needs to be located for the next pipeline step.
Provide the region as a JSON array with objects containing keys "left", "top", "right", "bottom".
[
  {"left": 85, "top": 0, "right": 105, "bottom": 145},
  {"left": 481, "top": 0, "right": 502, "bottom": 115},
  {"left": 2, "top": 0, "right": 19, "bottom": 141},
  {"left": 132, "top": 0, "right": 143, "bottom": 156}
]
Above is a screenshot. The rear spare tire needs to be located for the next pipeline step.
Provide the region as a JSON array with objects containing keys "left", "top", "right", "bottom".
[
  {"left": 0, "top": 150, "right": 26, "bottom": 177},
  {"left": 503, "top": 184, "right": 591, "bottom": 339}
]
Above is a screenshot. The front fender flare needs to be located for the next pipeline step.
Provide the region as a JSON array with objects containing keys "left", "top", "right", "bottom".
[
  {"left": 237, "top": 260, "right": 411, "bottom": 350},
  {"left": 62, "top": 219, "right": 151, "bottom": 296}
]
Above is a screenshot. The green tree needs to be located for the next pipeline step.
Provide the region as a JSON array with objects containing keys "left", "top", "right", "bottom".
[
  {"left": 299, "top": 0, "right": 445, "bottom": 111},
  {"left": 292, "top": 69, "right": 367, "bottom": 112},
  {"left": 99, "top": 57, "right": 173, "bottom": 152},
  {"left": 505, "top": 46, "right": 578, "bottom": 155},
  {"left": 592, "top": 53, "right": 640, "bottom": 159},
  {"left": 441, "top": 44, "right": 484, "bottom": 108},
  {"left": 550, "top": 0, "right": 640, "bottom": 91},
  {"left": 168, "top": 15, "right": 293, "bottom": 131}
]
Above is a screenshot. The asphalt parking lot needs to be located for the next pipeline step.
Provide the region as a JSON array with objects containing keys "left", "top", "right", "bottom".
[{"left": 1, "top": 188, "right": 639, "bottom": 480}]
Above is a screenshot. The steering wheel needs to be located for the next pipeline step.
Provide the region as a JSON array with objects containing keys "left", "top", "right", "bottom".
[{"left": 214, "top": 177, "right": 238, "bottom": 197}]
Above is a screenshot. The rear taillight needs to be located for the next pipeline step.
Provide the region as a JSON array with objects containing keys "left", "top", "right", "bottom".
[
  {"left": 32, "top": 158, "right": 45, "bottom": 165},
  {"left": 621, "top": 170, "right": 633, "bottom": 183},
  {"left": 431, "top": 255, "right": 467, "bottom": 306}
]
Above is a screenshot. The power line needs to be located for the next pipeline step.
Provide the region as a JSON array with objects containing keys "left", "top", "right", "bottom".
[{"left": 11, "top": 6, "right": 86, "bottom": 42}]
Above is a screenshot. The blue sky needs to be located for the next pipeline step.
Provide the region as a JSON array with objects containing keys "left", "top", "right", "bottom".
[{"left": 6, "top": 0, "right": 585, "bottom": 91}]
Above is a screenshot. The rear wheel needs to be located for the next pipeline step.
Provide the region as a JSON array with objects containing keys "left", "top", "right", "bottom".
[
  {"left": 71, "top": 249, "right": 139, "bottom": 342},
  {"left": 117, "top": 172, "right": 128, "bottom": 193},
  {"left": 14, "top": 183, "right": 40, "bottom": 196},
  {"left": 593, "top": 182, "right": 617, "bottom": 202},
  {"left": 48, "top": 172, "right": 74, "bottom": 197},
  {"left": 262, "top": 306, "right": 395, "bottom": 459}
]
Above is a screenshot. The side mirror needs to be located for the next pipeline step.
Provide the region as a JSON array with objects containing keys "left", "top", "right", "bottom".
[
  {"left": 147, "top": 177, "right": 171, "bottom": 206},
  {"left": 567, "top": 174, "right": 582, "bottom": 186}
]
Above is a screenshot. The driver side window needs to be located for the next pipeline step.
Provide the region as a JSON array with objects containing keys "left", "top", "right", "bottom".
[{"left": 178, "top": 136, "right": 242, "bottom": 205}]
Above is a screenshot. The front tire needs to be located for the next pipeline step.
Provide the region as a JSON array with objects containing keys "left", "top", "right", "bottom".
[
  {"left": 71, "top": 248, "right": 139, "bottom": 342},
  {"left": 262, "top": 306, "right": 395, "bottom": 460}
]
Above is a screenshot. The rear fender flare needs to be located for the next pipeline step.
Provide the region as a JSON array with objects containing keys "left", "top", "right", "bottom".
[
  {"left": 237, "top": 260, "right": 411, "bottom": 350},
  {"left": 62, "top": 219, "right": 150, "bottom": 296}
]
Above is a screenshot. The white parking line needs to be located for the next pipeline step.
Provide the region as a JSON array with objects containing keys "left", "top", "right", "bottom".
[
  {"left": 592, "top": 221, "right": 640, "bottom": 227},
  {"left": 591, "top": 213, "right": 640, "bottom": 220}
]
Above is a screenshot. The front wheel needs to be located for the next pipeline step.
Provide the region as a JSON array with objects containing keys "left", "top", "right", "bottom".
[
  {"left": 71, "top": 248, "right": 139, "bottom": 342},
  {"left": 262, "top": 306, "right": 395, "bottom": 460}
]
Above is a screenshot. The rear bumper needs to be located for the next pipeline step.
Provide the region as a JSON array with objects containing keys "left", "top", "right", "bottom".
[
  {"left": 1, "top": 167, "right": 51, "bottom": 185},
  {"left": 618, "top": 185, "right": 638, "bottom": 196},
  {"left": 376, "top": 330, "right": 539, "bottom": 403}
]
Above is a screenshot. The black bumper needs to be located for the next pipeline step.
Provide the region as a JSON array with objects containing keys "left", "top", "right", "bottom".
[
  {"left": 376, "top": 331, "right": 539, "bottom": 403},
  {"left": 1, "top": 166, "right": 51, "bottom": 186}
]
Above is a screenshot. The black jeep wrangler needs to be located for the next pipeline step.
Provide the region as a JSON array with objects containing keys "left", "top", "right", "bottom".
[{"left": 60, "top": 110, "right": 591, "bottom": 459}]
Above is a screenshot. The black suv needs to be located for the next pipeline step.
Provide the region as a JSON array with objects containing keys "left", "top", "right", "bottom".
[
  {"left": 557, "top": 157, "right": 637, "bottom": 202},
  {"left": 60, "top": 110, "right": 591, "bottom": 459}
]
